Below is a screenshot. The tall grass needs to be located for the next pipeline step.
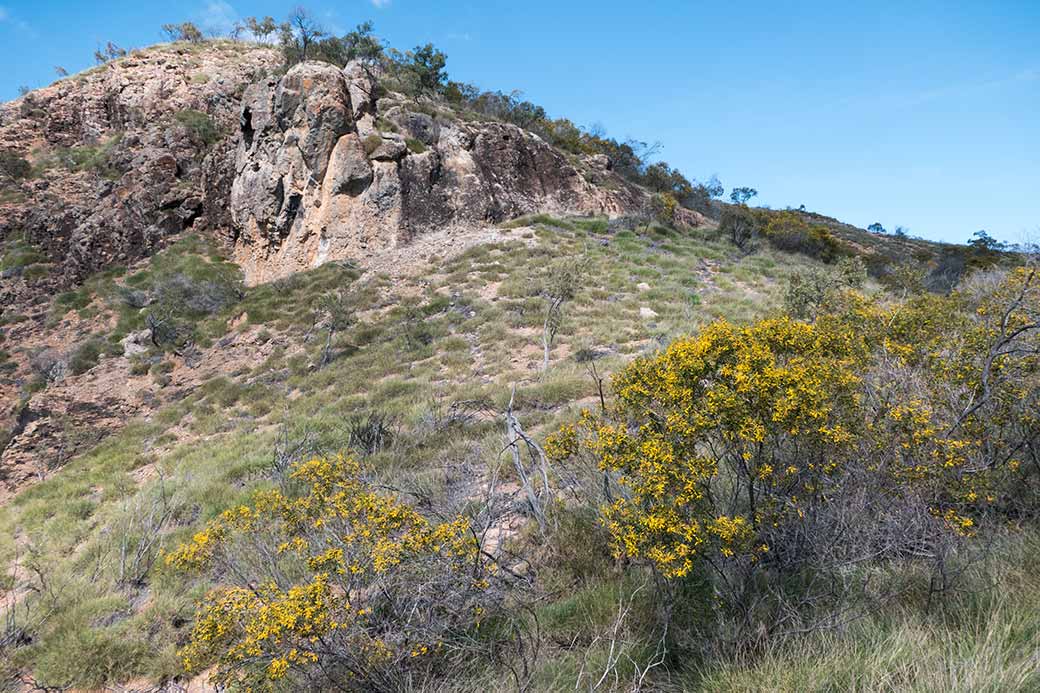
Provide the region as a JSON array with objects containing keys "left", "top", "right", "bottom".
[{"left": 689, "top": 532, "right": 1040, "bottom": 692}]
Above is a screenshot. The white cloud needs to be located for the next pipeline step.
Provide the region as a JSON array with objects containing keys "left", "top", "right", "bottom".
[
  {"left": 197, "top": 0, "right": 239, "bottom": 36},
  {"left": 0, "top": 6, "right": 37, "bottom": 37},
  {"left": 371, "top": 0, "right": 391, "bottom": 8}
]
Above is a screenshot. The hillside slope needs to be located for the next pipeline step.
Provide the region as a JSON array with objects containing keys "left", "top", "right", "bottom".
[
  {"left": 0, "top": 42, "right": 656, "bottom": 500},
  {"left": 1, "top": 39, "right": 1036, "bottom": 693}
]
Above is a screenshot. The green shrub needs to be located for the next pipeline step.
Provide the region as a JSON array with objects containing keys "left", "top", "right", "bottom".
[
  {"left": 44, "top": 135, "right": 124, "bottom": 179},
  {"left": 0, "top": 235, "right": 46, "bottom": 272},
  {"left": 719, "top": 205, "right": 758, "bottom": 251},
  {"left": 362, "top": 134, "right": 383, "bottom": 156},
  {"left": 0, "top": 149, "right": 32, "bottom": 180},
  {"left": 69, "top": 337, "right": 108, "bottom": 375},
  {"left": 173, "top": 110, "right": 221, "bottom": 147},
  {"left": 759, "top": 210, "right": 843, "bottom": 262}
]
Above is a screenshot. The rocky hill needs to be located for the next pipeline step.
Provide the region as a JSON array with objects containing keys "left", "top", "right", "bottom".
[
  {"left": 1, "top": 38, "right": 1034, "bottom": 693},
  {"left": 0, "top": 42, "right": 656, "bottom": 500}
]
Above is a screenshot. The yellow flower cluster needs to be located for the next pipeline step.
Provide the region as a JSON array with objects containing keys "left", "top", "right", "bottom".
[
  {"left": 168, "top": 455, "right": 487, "bottom": 690},
  {"left": 550, "top": 267, "right": 1040, "bottom": 580}
]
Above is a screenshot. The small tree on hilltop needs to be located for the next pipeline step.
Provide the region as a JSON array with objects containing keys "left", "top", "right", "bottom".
[
  {"left": 93, "top": 41, "right": 126, "bottom": 65},
  {"left": 342, "top": 21, "right": 383, "bottom": 63},
  {"left": 406, "top": 43, "right": 448, "bottom": 97},
  {"left": 867, "top": 222, "right": 886, "bottom": 234},
  {"left": 729, "top": 186, "right": 758, "bottom": 206},
  {"left": 161, "top": 22, "right": 204, "bottom": 43},
  {"left": 703, "top": 174, "right": 724, "bottom": 200},
  {"left": 968, "top": 230, "right": 1005, "bottom": 252},
  {"left": 236, "top": 16, "right": 278, "bottom": 43},
  {"left": 281, "top": 6, "right": 326, "bottom": 64}
]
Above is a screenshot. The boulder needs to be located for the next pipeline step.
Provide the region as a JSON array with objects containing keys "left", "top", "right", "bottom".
[
  {"left": 121, "top": 330, "right": 153, "bottom": 357},
  {"left": 326, "top": 134, "right": 373, "bottom": 195}
]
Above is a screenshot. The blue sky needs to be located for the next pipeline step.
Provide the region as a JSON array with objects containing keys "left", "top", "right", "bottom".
[{"left": 1, "top": 1, "right": 1037, "bottom": 245}]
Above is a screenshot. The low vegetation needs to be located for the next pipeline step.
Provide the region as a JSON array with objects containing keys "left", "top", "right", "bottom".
[
  {"left": 0, "top": 211, "right": 1035, "bottom": 691},
  {"left": 1, "top": 11, "right": 1037, "bottom": 692}
]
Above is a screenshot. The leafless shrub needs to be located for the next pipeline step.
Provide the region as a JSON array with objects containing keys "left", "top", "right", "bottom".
[
  {"left": 310, "top": 290, "right": 356, "bottom": 368},
  {"left": 1, "top": 548, "right": 65, "bottom": 679},
  {"left": 346, "top": 411, "right": 397, "bottom": 455},
  {"left": 534, "top": 255, "right": 589, "bottom": 372},
  {"left": 503, "top": 385, "right": 553, "bottom": 533},
  {"left": 574, "top": 578, "right": 666, "bottom": 693},
  {"left": 111, "top": 475, "right": 173, "bottom": 587},
  {"left": 271, "top": 423, "right": 322, "bottom": 479}
]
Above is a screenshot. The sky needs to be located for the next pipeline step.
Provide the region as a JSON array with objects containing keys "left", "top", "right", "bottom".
[{"left": 0, "top": 0, "right": 1037, "bottom": 245}]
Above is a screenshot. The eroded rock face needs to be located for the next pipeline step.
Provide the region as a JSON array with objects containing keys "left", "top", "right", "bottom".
[
  {"left": 0, "top": 43, "right": 280, "bottom": 284},
  {"left": 229, "top": 61, "right": 642, "bottom": 283},
  {"left": 0, "top": 44, "right": 281, "bottom": 491}
]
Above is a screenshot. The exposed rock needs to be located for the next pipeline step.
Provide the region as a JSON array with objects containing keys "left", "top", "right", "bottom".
[
  {"left": 672, "top": 205, "right": 708, "bottom": 229},
  {"left": 370, "top": 135, "right": 408, "bottom": 162},
  {"left": 229, "top": 62, "right": 644, "bottom": 283},
  {"left": 120, "top": 330, "right": 152, "bottom": 357},
  {"left": 0, "top": 42, "right": 280, "bottom": 284},
  {"left": 327, "top": 133, "right": 373, "bottom": 195},
  {"left": 342, "top": 60, "right": 377, "bottom": 119},
  {"left": 384, "top": 107, "right": 440, "bottom": 145}
]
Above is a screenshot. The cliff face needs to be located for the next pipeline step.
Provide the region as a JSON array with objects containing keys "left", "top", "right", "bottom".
[
  {"left": 2, "top": 46, "right": 644, "bottom": 290},
  {"left": 0, "top": 42, "right": 280, "bottom": 286},
  {"left": 228, "top": 61, "right": 642, "bottom": 284}
]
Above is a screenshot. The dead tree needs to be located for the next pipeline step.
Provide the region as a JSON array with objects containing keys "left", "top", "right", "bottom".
[
  {"left": 503, "top": 385, "right": 552, "bottom": 533},
  {"left": 116, "top": 473, "right": 172, "bottom": 587}
]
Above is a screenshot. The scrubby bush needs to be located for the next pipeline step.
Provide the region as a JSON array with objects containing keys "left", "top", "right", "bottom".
[
  {"left": 46, "top": 135, "right": 125, "bottom": 179},
  {"left": 784, "top": 256, "right": 867, "bottom": 319},
  {"left": 143, "top": 268, "right": 242, "bottom": 351},
  {"left": 548, "top": 264, "right": 1040, "bottom": 645},
  {"left": 0, "top": 149, "right": 31, "bottom": 181},
  {"left": 160, "top": 22, "right": 204, "bottom": 43},
  {"left": 166, "top": 455, "right": 502, "bottom": 691},
  {"left": 719, "top": 205, "right": 758, "bottom": 252},
  {"left": 362, "top": 133, "right": 382, "bottom": 156},
  {"left": 759, "top": 210, "right": 843, "bottom": 262},
  {"left": 68, "top": 337, "right": 108, "bottom": 375}
]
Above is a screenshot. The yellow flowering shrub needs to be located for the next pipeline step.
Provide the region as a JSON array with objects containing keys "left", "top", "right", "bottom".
[
  {"left": 552, "top": 317, "right": 867, "bottom": 578},
  {"left": 167, "top": 455, "right": 495, "bottom": 692},
  {"left": 549, "top": 265, "right": 1040, "bottom": 584}
]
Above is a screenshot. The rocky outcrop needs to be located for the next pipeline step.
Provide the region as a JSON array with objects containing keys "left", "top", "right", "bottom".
[
  {"left": 229, "top": 61, "right": 643, "bottom": 283},
  {"left": 0, "top": 42, "right": 280, "bottom": 284}
]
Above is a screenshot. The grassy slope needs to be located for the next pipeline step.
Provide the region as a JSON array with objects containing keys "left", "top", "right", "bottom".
[{"left": 1, "top": 217, "right": 1033, "bottom": 690}]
